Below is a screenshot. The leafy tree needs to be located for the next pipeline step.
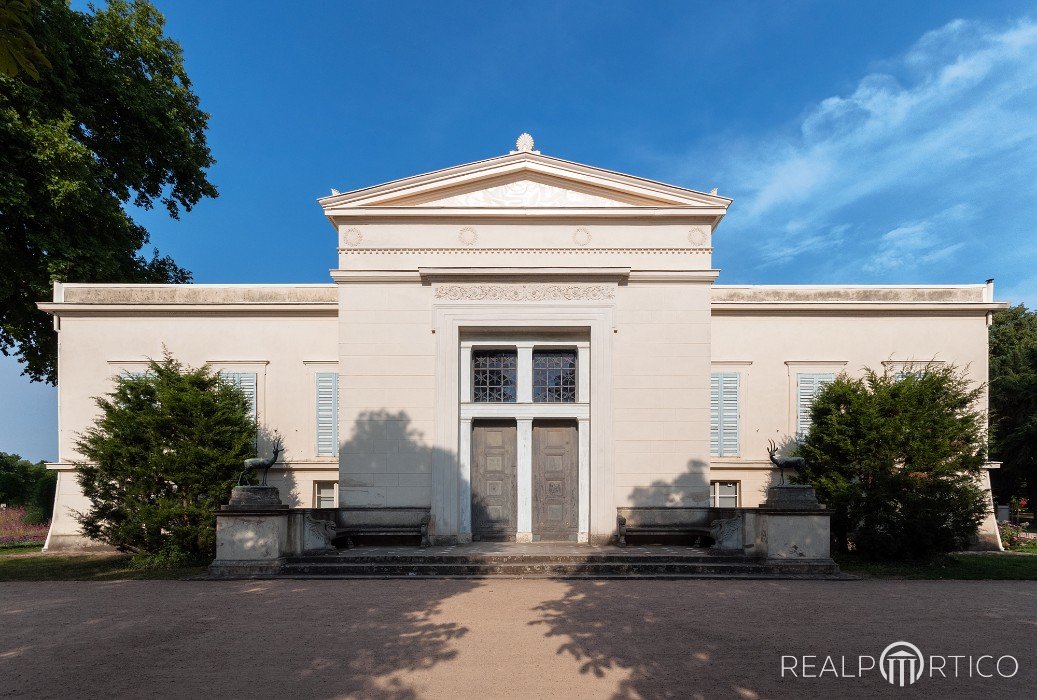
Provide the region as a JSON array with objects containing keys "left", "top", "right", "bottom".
[
  {"left": 1, "top": 0, "right": 216, "bottom": 383},
  {"left": 75, "top": 353, "right": 256, "bottom": 563},
  {"left": 795, "top": 366, "right": 990, "bottom": 559},
  {"left": 0, "top": 1, "right": 51, "bottom": 78},
  {"left": 0, "top": 450, "right": 55, "bottom": 523},
  {"left": 989, "top": 304, "right": 1037, "bottom": 512}
]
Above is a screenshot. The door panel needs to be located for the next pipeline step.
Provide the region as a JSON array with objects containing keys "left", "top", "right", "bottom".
[
  {"left": 532, "top": 421, "right": 579, "bottom": 541},
  {"left": 471, "top": 421, "right": 517, "bottom": 541}
]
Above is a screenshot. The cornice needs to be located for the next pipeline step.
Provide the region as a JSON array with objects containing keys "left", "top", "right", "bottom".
[
  {"left": 327, "top": 206, "right": 728, "bottom": 220},
  {"left": 711, "top": 302, "right": 1008, "bottom": 316},
  {"left": 37, "top": 302, "right": 337, "bottom": 316},
  {"left": 319, "top": 152, "right": 732, "bottom": 209},
  {"left": 419, "top": 267, "right": 630, "bottom": 282},
  {"left": 627, "top": 270, "right": 720, "bottom": 283}
]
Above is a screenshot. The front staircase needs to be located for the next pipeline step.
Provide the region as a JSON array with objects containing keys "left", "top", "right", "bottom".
[{"left": 276, "top": 543, "right": 846, "bottom": 579}]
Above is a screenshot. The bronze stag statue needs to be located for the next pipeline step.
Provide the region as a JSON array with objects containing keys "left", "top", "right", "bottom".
[
  {"left": 766, "top": 439, "right": 805, "bottom": 486},
  {"left": 238, "top": 436, "right": 284, "bottom": 486}
]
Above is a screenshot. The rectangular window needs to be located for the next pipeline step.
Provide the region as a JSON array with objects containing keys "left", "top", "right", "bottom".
[
  {"left": 796, "top": 373, "right": 835, "bottom": 438},
  {"left": 315, "top": 372, "right": 339, "bottom": 457},
  {"left": 315, "top": 481, "right": 337, "bottom": 509},
  {"left": 472, "top": 350, "right": 517, "bottom": 402},
  {"left": 710, "top": 372, "right": 740, "bottom": 457},
  {"left": 710, "top": 481, "right": 739, "bottom": 508},
  {"left": 220, "top": 371, "right": 257, "bottom": 419},
  {"left": 533, "top": 350, "right": 577, "bottom": 403},
  {"left": 893, "top": 369, "right": 926, "bottom": 381}
]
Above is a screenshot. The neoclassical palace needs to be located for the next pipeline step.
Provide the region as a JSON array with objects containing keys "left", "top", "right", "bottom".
[{"left": 42, "top": 136, "right": 1004, "bottom": 549}]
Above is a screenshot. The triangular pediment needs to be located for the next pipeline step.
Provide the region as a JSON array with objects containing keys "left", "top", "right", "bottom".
[
  {"left": 387, "top": 173, "right": 659, "bottom": 208},
  {"left": 319, "top": 151, "right": 731, "bottom": 213}
]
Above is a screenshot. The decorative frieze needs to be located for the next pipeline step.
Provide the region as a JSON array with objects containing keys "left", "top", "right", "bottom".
[
  {"left": 434, "top": 284, "right": 616, "bottom": 301},
  {"left": 340, "top": 247, "right": 710, "bottom": 254}
]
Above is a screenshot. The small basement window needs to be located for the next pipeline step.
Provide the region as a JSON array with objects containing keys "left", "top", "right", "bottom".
[
  {"left": 315, "top": 481, "right": 338, "bottom": 509},
  {"left": 710, "top": 481, "right": 739, "bottom": 508}
]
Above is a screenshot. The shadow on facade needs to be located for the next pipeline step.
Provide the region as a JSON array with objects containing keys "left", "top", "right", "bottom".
[
  {"left": 254, "top": 425, "right": 298, "bottom": 507},
  {"left": 339, "top": 409, "right": 462, "bottom": 544},
  {"left": 627, "top": 459, "right": 711, "bottom": 508}
]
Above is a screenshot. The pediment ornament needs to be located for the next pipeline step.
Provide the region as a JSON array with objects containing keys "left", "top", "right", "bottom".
[{"left": 419, "top": 180, "right": 625, "bottom": 208}]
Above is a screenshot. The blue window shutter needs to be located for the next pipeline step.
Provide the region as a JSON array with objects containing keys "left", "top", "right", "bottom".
[
  {"left": 710, "top": 372, "right": 740, "bottom": 457},
  {"left": 221, "top": 371, "right": 257, "bottom": 419},
  {"left": 315, "top": 372, "right": 339, "bottom": 457},
  {"left": 797, "top": 373, "right": 835, "bottom": 438}
]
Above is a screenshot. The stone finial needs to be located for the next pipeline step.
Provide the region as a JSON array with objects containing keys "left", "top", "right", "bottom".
[{"left": 511, "top": 132, "right": 539, "bottom": 154}]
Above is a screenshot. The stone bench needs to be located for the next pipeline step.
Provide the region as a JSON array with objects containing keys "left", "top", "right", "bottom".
[
  {"left": 334, "top": 507, "right": 432, "bottom": 548},
  {"left": 617, "top": 507, "right": 732, "bottom": 546}
]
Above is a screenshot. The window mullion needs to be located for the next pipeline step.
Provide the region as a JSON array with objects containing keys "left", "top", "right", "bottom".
[{"left": 517, "top": 343, "right": 533, "bottom": 403}]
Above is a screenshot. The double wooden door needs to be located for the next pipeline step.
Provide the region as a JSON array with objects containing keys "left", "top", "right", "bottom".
[
  {"left": 470, "top": 419, "right": 579, "bottom": 541},
  {"left": 471, "top": 421, "right": 517, "bottom": 541},
  {"left": 532, "top": 421, "right": 579, "bottom": 541}
]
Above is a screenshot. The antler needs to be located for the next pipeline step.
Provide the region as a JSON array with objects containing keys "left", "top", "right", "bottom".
[
  {"left": 270, "top": 434, "right": 285, "bottom": 459},
  {"left": 766, "top": 439, "right": 777, "bottom": 457}
]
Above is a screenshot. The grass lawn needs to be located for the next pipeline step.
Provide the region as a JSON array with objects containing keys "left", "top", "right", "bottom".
[
  {"left": 1010, "top": 539, "right": 1037, "bottom": 554},
  {"left": 836, "top": 552, "right": 1037, "bottom": 580},
  {"left": 0, "top": 545, "right": 207, "bottom": 581}
]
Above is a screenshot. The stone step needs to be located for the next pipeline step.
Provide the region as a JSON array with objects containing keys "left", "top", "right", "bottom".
[
  {"left": 286, "top": 552, "right": 747, "bottom": 565},
  {"left": 279, "top": 559, "right": 842, "bottom": 578}
]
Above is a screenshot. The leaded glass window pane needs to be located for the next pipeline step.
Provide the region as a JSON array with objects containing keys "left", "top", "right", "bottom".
[
  {"left": 533, "top": 350, "right": 577, "bottom": 403},
  {"left": 472, "top": 351, "right": 517, "bottom": 402}
]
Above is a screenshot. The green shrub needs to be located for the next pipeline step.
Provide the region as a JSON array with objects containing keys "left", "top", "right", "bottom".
[
  {"left": 998, "top": 521, "right": 1026, "bottom": 549},
  {"left": 796, "top": 365, "right": 990, "bottom": 559},
  {"left": 74, "top": 352, "right": 257, "bottom": 562}
]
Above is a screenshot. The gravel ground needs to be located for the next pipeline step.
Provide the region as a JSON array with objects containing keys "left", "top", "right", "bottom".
[{"left": 1, "top": 579, "right": 1033, "bottom": 699}]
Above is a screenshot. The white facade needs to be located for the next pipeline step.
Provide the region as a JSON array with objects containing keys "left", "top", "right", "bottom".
[{"left": 40, "top": 139, "right": 1006, "bottom": 549}]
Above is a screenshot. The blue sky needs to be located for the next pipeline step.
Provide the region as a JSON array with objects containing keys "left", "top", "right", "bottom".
[{"left": 2, "top": 0, "right": 1035, "bottom": 462}]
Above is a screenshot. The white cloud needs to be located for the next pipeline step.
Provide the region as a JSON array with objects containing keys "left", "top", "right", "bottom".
[
  {"left": 863, "top": 205, "right": 972, "bottom": 273},
  {"left": 706, "top": 17, "right": 1037, "bottom": 268}
]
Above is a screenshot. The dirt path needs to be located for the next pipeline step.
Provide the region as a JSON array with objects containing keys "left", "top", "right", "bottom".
[{"left": 1, "top": 579, "right": 1033, "bottom": 698}]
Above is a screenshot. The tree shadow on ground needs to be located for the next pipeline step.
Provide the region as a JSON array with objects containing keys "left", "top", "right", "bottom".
[
  {"left": 531, "top": 464, "right": 781, "bottom": 699},
  {"left": 0, "top": 577, "right": 480, "bottom": 699},
  {"left": 6, "top": 411, "right": 481, "bottom": 698}
]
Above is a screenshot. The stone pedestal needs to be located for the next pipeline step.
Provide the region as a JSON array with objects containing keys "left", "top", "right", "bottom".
[
  {"left": 209, "top": 486, "right": 289, "bottom": 577},
  {"left": 757, "top": 485, "right": 833, "bottom": 560},
  {"left": 227, "top": 485, "right": 285, "bottom": 509},
  {"left": 762, "top": 485, "right": 822, "bottom": 510}
]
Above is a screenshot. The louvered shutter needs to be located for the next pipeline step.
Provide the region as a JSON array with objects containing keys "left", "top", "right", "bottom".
[
  {"left": 315, "top": 372, "right": 339, "bottom": 457},
  {"left": 797, "top": 373, "right": 834, "bottom": 438},
  {"left": 710, "top": 374, "right": 721, "bottom": 456},
  {"left": 710, "top": 372, "right": 740, "bottom": 457},
  {"left": 720, "top": 373, "right": 740, "bottom": 456},
  {"left": 221, "top": 371, "right": 257, "bottom": 419}
]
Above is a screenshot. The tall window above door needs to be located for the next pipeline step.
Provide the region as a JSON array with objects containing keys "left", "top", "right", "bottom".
[
  {"left": 533, "top": 350, "right": 577, "bottom": 403},
  {"left": 472, "top": 350, "right": 517, "bottom": 402}
]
